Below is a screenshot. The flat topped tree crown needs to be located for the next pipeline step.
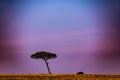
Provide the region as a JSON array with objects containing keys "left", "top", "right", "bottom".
[
  {"left": 30, "top": 51, "right": 57, "bottom": 74},
  {"left": 31, "top": 51, "right": 57, "bottom": 61}
]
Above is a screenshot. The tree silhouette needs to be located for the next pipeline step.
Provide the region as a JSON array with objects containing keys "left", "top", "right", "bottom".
[{"left": 30, "top": 51, "right": 57, "bottom": 74}]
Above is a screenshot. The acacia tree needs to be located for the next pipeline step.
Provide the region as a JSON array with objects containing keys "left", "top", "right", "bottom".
[{"left": 30, "top": 51, "right": 57, "bottom": 74}]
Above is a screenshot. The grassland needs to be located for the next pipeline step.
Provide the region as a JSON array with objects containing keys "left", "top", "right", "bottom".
[{"left": 0, "top": 74, "right": 120, "bottom": 80}]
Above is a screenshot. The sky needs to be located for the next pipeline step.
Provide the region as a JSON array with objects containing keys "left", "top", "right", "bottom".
[{"left": 0, "top": 0, "right": 120, "bottom": 74}]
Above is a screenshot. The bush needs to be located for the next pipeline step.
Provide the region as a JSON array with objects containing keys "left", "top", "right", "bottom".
[{"left": 76, "top": 72, "right": 84, "bottom": 74}]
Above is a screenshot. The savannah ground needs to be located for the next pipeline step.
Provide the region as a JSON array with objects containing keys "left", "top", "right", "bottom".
[{"left": 0, "top": 74, "right": 120, "bottom": 80}]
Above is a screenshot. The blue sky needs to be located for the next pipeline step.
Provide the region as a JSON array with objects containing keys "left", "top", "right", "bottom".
[{"left": 0, "top": 0, "right": 120, "bottom": 74}]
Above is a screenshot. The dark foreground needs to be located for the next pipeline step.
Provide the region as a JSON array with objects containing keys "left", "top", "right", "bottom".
[{"left": 0, "top": 74, "right": 120, "bottom": 80}]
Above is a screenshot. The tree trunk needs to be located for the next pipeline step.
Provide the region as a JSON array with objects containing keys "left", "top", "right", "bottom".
[{"left": 45, "top": 60, "right": 51, "bottom": 74}]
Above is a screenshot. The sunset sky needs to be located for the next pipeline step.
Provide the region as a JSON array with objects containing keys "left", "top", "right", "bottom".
[{"left": 0, "top": 0, "right": 120, "bottom": 74}]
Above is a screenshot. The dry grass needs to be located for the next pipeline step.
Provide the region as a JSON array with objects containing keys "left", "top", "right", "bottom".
[{"left": 0, "top": 74, "right": 120, "bottom": 80}]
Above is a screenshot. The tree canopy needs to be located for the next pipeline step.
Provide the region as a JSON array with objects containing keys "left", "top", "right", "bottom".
[
  {"left": 30, "top": 51, "right": 57, "bottom": 74},
  {"left": 31, "top": 51, "right": 57, "bottom": 61}
]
